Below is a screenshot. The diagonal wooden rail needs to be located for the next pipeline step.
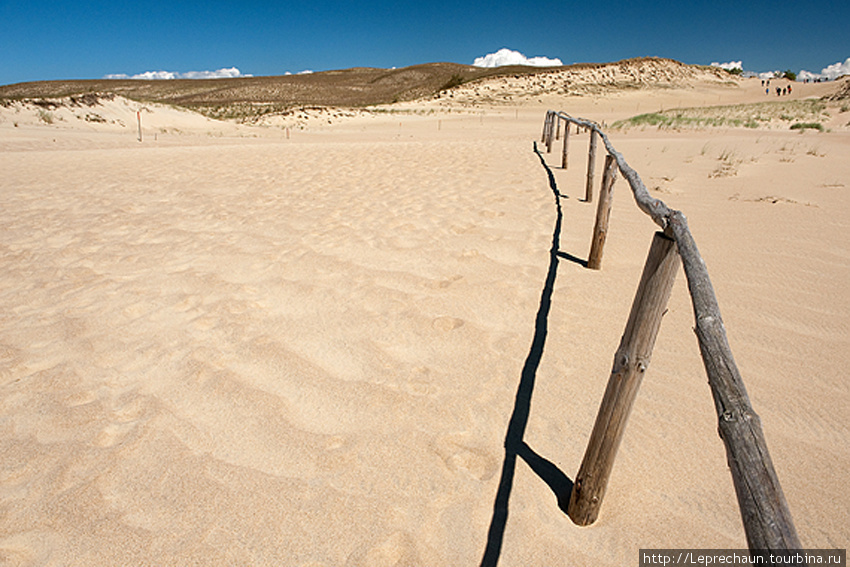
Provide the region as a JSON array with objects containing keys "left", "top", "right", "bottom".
[{"left": 542, "top": 110, "right": 801, "bottom": 550}]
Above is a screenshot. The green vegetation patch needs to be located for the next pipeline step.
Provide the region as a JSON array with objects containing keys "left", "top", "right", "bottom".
[
  {"left": 790, "top": 122, "right": 824, "bottom": 132},
  {"left": 613, "top": 99, "right": 829, "bottom": 131}
]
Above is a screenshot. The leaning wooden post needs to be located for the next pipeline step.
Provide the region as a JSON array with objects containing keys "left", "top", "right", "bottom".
[
  {"left": 546, "top": 115, "right": 554, "bottom": 153},
  {"left": 567, "top": 231, "right": 681, "bottom": 526},
  {"left": 585, "top": 129, "right": 598, "bottom": 202},
  {"left": 667, "top": 211, "right": 802, "bottom": 549},
  {"left": 561, "top": 119, "right": 571, "bottom": 169},
  {"left": 587, "top": 155, "right": 617, "bottom": 270}
]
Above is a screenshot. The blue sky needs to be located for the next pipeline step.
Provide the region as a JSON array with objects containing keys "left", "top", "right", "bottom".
[{"left": 1, "top": 0, "right": 848, "bottom": 86}]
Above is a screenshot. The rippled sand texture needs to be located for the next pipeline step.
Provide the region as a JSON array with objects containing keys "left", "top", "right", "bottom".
[{"left": 2, "top": 80, "right": 849, "bottom": 565}]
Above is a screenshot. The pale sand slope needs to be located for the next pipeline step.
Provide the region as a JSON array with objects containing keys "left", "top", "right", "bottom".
[{"left": 1, "top": 79, "right": 848, "bottom": 566}]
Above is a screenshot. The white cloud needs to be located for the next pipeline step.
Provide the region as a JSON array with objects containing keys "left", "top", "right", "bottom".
[
  {"left": 181, "top": 67, "right": 247, "bottom": 79},
  {"left": 104, "top": 67, "right": 251, "bottom": 80},
  {"left": 473, "top": 48, "right": 562, "bottom": 68},
  {"left": 709, "top": 57, "right": 850, "bottom": 82},
  {"left": 711, "top": 60, "right": 742, "bottom": 71},
  {"left": 799, "top": 57, "right": 850, "bottom": 81},
  {"left": 823, "top": 57, "right": 850, "bottom": 79}
]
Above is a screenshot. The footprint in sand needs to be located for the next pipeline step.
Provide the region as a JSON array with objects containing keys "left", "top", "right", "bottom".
[
  {"left": 190, "top": 315, "right": 218, "bottom": 331},
  {"left": 94, "top": 422, "right": 137, "bottom": 447},
  {"left": 403, "top": 366, "right": 438, "bottom": 396},
  {"left": 172, "top": 294, "right": 202, "bottom": 313},
  {"left": 347, "top": 531, "right": 419, "bottom": 567},
  {"left": 94, "top": 396, "right": 151, "bottom": 447},
  {"left": 450, "top": 223, "right": 477, "bottom": 235},
  {"left": 122, "top": 301, "right": 152, "bottom": 320},
  {"left": 427, "top": 274, "right": 464, "bottom": 289},
  {"left": 112, "top": 396, "right": 149, "bottom": 422},
  {"left": 431, "top": 316, "right": 464, "bottom": 332},
  {"left": 433, "top": 434, "right": 497, "bottom": 481},
  {"left": 403, "top": 381, "right": 434, "bottom": 396}
]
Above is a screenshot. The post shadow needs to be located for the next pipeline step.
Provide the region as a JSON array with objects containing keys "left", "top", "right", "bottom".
[
  {"left": 517, "top": 441, "right": 573, "bottom": 513},
  {"left": 479, "top": 143, "right": 575, "bottom": 567},
  {"left": 557, "top": 251, "right": 588, "bottom": 268}
]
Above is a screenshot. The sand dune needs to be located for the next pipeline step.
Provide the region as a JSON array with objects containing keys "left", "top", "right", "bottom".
[
  {"left": 1, "top": 69, "right": 848, "bottom": 566},
  {"left": 0, "top": 58, "right": 721, "bottom": 113}
]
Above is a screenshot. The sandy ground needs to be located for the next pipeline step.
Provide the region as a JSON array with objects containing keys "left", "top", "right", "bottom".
[{"left": 1, "top": 77, "right": 848, "bottom": 566}]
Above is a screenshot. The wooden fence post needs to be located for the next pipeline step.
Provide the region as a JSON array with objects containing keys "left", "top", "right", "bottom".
[
  {"left": 555, "top": 115, "right": 561, "bottom": 140},
  {"left": 541, "top": 112, "right": 551, "bottom": 144},
  {"left": 585, "top": 129, "right": 598, "bottom": 202},
  {"left": 567, "top": 231, "right": 681, "bottom": 526},
  {"left": 561, "top": 119, "right": 570, "bottom": 169},
  {"left": 538, "top": 110, "right": 800, "bottom": 551},
  {"left": 587, "top": 155, "right": 617, "bottom": 270}
]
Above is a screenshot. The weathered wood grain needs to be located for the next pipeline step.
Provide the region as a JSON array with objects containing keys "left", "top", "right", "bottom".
[
  {"left": 585, "top": 129, "right": 598, "bottom": 202},
  {"left": 587, "top": 154, "right": 617, "bottom": 270},
  {"left": 568, "top": 231, "right": 680, "bottom": 525},
  {"left": 546, "top": 111, "right": 801, "bottom": 549}
]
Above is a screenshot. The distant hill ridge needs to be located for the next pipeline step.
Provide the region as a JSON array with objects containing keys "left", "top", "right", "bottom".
[
  {"left": 0, "top": 58, "right": 732, "bottom": 113},
  {"left": 444, "top": 57, "right": 736, "bottom": 103}
]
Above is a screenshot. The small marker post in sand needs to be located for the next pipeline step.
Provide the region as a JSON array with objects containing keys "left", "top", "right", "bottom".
[{"left": 136, "top": 111, "right": 142, "bottom": 142}]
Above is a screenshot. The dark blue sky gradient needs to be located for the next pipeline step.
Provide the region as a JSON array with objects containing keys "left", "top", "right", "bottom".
[{"left": 1, "top": 0, "right": 847, "bottom": 85}]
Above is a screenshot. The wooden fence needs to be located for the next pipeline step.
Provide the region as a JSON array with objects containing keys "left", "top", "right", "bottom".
[{"left": 541, "top": 110, "right": 801, "bottom": 550}]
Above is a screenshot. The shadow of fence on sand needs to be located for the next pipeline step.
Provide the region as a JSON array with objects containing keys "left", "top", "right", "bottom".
[{"left": 479, "top": 142, "right": 579, "bottom": 567}]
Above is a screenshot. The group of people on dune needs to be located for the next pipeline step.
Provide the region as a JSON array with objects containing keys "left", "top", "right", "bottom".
[{"left": 762, "top": 78, "right": 792, "bottom": 96}]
